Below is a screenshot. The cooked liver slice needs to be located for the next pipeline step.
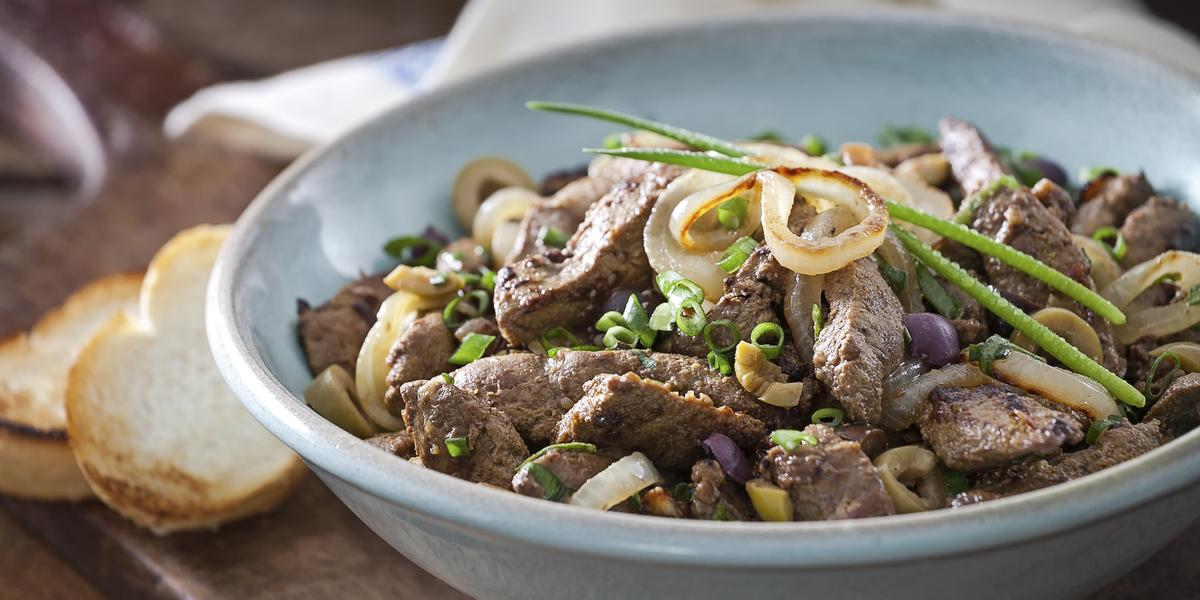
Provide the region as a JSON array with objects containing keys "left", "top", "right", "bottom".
[
  {"left": 296, "top": 274, "right": 392, "bottom": 376},
  {"left": 511, "top": 448, "right": 613, "bottom": 500},
  {"left": 384, "top": 313, "right": 456, "bottom": 404},
  {"left": 1118, "top": 196, "right": 1200, "bottom": 267},
  {"left": 691, "top": 459, "right": 752, "bottom": 521},
  {"left": 762, "top": 424, "right": 896, "bottom": 520},
  {"left": 920, "top": 384, "right": 1084, "bottom": 472},
  {"left": 1146, "top": 373, "right": 1200, "bottom": 438},
  {"left": 1030, "top": 178, "right": 1076, "bottom": 225},
  {"left": 937, "top": 117, "right": 1008, "bottom": 195},
  {"left": 1070, "top": 172, "right": 1154, "bottom": 236}
]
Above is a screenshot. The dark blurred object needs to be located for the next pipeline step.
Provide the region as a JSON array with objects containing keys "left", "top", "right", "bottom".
[{"left": 1145, "top": 0, "right": 1200, "bottom": 38}]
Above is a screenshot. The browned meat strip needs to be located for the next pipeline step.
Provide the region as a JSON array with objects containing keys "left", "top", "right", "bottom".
[
  {"left": 761, "top": 424, "right": 895, "bottom": 520},
  {"left": 1119, "top": 196, "right": 1200, "bottom": 267},
  {"left": 511, "top": 447, "right": 613, "bottom": 500},
  {"left": 1146, "top": 373, "right": 1200, "bottom": 438},
  {"left": 495, "top": 164, "right": 684, "bottom": 345},
  {"left": 296, "top": 274, "right": 392, "bottom": 376},
  {"left": 937, "top": 117, "right": 1008, "bottom": 195},
  {"left": 1030, "top": 178, "right": 1076, "bottom": 225},
  {"left": 1070, "top": 172, "right": 1154, "bottom": 236},
  {"left": 393, "top": 350, "right": 799, "bottom": 447},
  {"left": 691, "top": 459, "right": 752, "bottom": 521},
  {"left": 384, "top": 313, "right": 456, "bottom": 399},
  {"left": 556, "top": 373, "right": 768, "bottom": 468},
  {"left": 364, "top": 430, "right": 415, "bottom": 459},
  {"left": 920, "top": 384, "right": 1084, "bottom": 472},
  {"left": 436, "top": 238, "right": 488, "bottom": 273},
  {"left": 952, "top": 421, "right": 1162, "bottom": 506},
  {"left": 813, "top": 258, "right": 905, "bottom": 424},
  {"left": 402, "top": 379, "right": 527, "bottom": 487}
]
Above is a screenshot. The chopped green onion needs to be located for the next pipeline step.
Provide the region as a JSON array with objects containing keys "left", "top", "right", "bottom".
[
  {"left": 648, "top": 302, "right": 675, "bottom": 332},
  {"left": 383, "top": 236, "right": 441, "bottom": 267},
  {"left": 573, "top": 344, "right": 602, "bottom": 352},
  {"left": 750, "top": 129, "right": 785, "bottom": 142},
  {"left": 480, "top": 268, "right": 497, "bottom": 291},
  {"left": 628, "top": 490, "right": 644, "bottom": 512},
  {"left": 1188, "top": 285, "right": 1200, "bottom": 306},
  {"left": 444, "top": 436, "right": 470, "bottom": 458},
  {"left": 623, "top": 294, "right": 657, "bottom": 347},
  {"left": 526, "top": 463, "right": 572, "bottom": 501},
  {"left": 967, "top": 335, "right": 1013, "bottom": 376},
  {"left": 750, "top": 322, "right": 785, "bottom": 360},
  {"left": 800, "top": 134, "right": 826, "bottom": 156},
  {"left": 457, "top": 271, "right": 482, "bottom": 286},
  {"left": 673, "top": 298, "right": 707, "bottom": 336},
  {"left": 448, "top": 333, "right": 495, "bottom": 366},
  {"left": 874, "top": 256, "right": 908, "bottom": 295},
  {"left": 602, "top": 132, "right": 624, "bottom": 149},
  {"left": 539, "top": 225, "right": 570, "bottom": 248},
  {"left": 707, "top": 350, "right": 733, "bottom": 376},
  {"left": 1078, "top": 166, "right": 1119, "bottom": 183},
  {"left": 702, "top": 320, "right": 741, "bottom": 353},
  {"left": 673, "top": 482, "right": 695, "bottom": 502},
  {"left": 717, "top": 196, "right": 748, "bottom": 230},
  {"left": 595, "top": 310, "right": 627, "bottom": 332},
  {"left": 943, "top": 469, "right": 970, "bottom": 496},
  {"left": 717, "top": 236, "right": 758, "bottom": 273},
  {"left": 1146, "top": 351, "right": 1182, "bottom": 400},
  {"left": 878, "top": 124, "right": 933, "bottom": 148},
  {"left": 603, "top": 325, "right": 639, "bottom": 349},
  {"left": 811, "top": 408, "right": 845, "bottom": 427},
  {"left": 953, "top": 176, "right": 1020, "bottom": 225},
  {"left": 770, "top": 429, "right": 819, "bottom": 452},
  {"left": 519, "top": 442, "right": 598, "bottom": 469},
  {"left": 442, "top": 289, "right": 491, "bottom": 329},
  {"left": 889, "top": 201, "right": 1125, "bottom": 325},
  {"left": 1092, "top": 227, "right": 1127, "bottom": 261},
  {"left": 1086, "top": 414, "right": 1124, "bottom": 445},
  {"left": 527, "top": 101, "right": 748, "bottom": 157},
  {"left": 440, "top": 373, "right": 454, "bottom": 385},
  {"left": 891, "top": 225, "right": 1144, "bottom": 408},
  {"left": 656, "top": 271, "right": 687, "bottom": 295},
  {"left": 541, "top": 326, "right": 579, "bottom": 352},
  {"left": 915, "top": 263, "right": 964, "bottom": 320},
  {"left": 812, "top": 303, "right": 824, "bottom": 340},
  {"left": 585, "top": 148, "right": 761, "bottom": 175}
]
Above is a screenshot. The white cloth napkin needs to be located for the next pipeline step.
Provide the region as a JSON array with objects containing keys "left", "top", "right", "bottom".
[{"left": 164, "top": 0, "right": 1200, "bottom": 159}]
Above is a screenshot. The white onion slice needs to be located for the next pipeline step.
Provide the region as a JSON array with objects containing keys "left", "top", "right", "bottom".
[
  {"left": 452, "top": 157, "right": 535, "bottom": 229},
  {"left": 1101, "top": 251, "right": 1200, "bottom": 343},
  {"left": 645, "top": 170, "right": 736, "bottom": 300},
  {"left": 991, "top": 351, "right": 1121, "bottom": 421},
  {"left": 355, "top": 291, "right": 420, "bottom": 431},
  {"left": 738, "top": 142, "right": 840, "bottom": 169},
  {"left": 471, "top": 187, "right": 539, "bottom": 252},
  {"left": 1073, "top": 234, "right": 1122, "bottom": 290},
  {"left": 669, "top": 175, "right": 761, "bottom": 252},
  {"left": 569, "top": 452, "right": 662, "bottom": 510},
  {"left": 490, "top": 221, "right": 523, "bottom": 268}
]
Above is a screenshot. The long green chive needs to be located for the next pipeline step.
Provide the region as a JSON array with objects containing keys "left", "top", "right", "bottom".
[
  {"left": 1146, "top": 351, "right": 1182, "bottom": 400},
  {"left": 541, "top": 326, "right": 579, "bottom": 352},
  {"left": 1079, "top": 166, "right": 1119, "bottom": 183},
  {"left": 623, "top": 294, "right": 657, "bottom": 347},
  {"left": 523, "top": 462, "right": 572, "bottom": 501},
  {"left": 717, "top": 196, "right": 748, "bottom": 230},
  {"left": 595, "top": 311, "right": 627, "bottom": 332},
  {"left": 707, "top": 350, "right": 733, "bottom": 376},
  {"left": 519, "top": 442, "right": 598, "bottom": 469},
  {"left": 444, "top": 436, "right": 470, "bottom": 458},
  {"left": 800, "top": 134, "right": 826, "bottom": 156},
  {"left": 527, "top": 101, "right": 748, "bottom": 157},
  {"left": 539, "top": 225, "right": 570, "bottom": 248},
  {"left": 1092, "top": 226, "right": 1127, "bottom": 261},
  {"left": 1086, "top": 415, "right": 1124, "bottom": 445},
  {"left": 889, "top": 201, "right": 1125, "bottom": 325},
  {"left": 442, "top": 290, "right": 491, "bottom": 329},
  {"left": 648, "top": 302, "right": 675, "bottom": 331},
  {"left": 915, "top": 263, "right": 964, "bottom": 319},
  {"left": 812, "top": 303, "right": 824, "bottom": 340},
  {"left": 480, "top": 267, "right": 497, "bottom": 291},
  {"left": 673, "top": 298, "right": 707, "bottom": 336},
  {"left": 878, "top": 124, "right": 934, "bottom": 147},
  {"left": 448, "top": 333, "right": 495, "bottom": 366},
  {"left": 750, "top": 322, "right": 785, "bottom": 360},
  {"left": 770, "top": 429, "right": 819, "bottom": 452},
  {"left": 953, "top": 176, "right": 1020, "bottom": 225},
  {"left": 603, "top": 325, "right": 639, "bottom": 349},
  {"left": 383, "top": 236, "right": 442, "bottom": 267},
  {"left": 702, "top": 320, "right": 741, "bottom": 353},
  {"left": 891, "top": 225, "right": 1144, "bottom": 407},
  {"left": 717, "top": 236, "right": 758, "bottom": 274},
  {"left": 811, "top": 407, "right": 845, "bottom": 427},
  {"left": 944, "top": 469, "right": 970, "bottom": 496},
  {"left": 586, "top": 148, "right": 762, "bottom": 175}
]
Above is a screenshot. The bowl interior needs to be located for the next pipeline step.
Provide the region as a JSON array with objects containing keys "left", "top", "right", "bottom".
[{"left": 211, "top": 7, "right": 1200, "bottom": 566}]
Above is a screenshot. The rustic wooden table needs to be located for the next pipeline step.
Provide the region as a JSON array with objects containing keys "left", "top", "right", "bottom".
[{"left": 0, "top": 2, "right": 1195, "bottom": 598}]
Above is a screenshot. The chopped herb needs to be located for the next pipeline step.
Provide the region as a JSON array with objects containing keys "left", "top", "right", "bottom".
[
  {"left": 602, "top": 325, "right": 639, "bottom": 349},
  {"left": 442, "top": 289, "right": 491, "bottom": 329},
  {"left": 527, "top": 101, "right": 748, "bottom": 157},
  {"left": 915, "top": 263, "right": 964, "bottom": 319},
  {"left": 750, "top": 322, "right": 785, "bottom": 360},
  {"left": 874, "top": 256, "right": 908, "bottom": 295},
  {"left": 953, "top": 175, "right": 1020, "bottom": 225},
  {"left": 811, "top": 408, "right": 845, "bottom": 427},
  {"left": 444, "top": 436, "right": 470, "bottom": 458},
  {"left": 750, "top": 129, "right": 785, "bottom": 142},
  {"left": 648, "top": 302, "right": 675, "bottom": 331},
  {"left": 1078, "top": 166, "right": 1119, "bottom": 183},
  {"left": 519, "top": 442, "right": 598, "bottom": 469},
  {"left": 943, "top": 469, "right": 970, "bottom": 496},
  {"left": 1189, "top": 285, "right": 1200, "bottom": 306},
  {"left": 800, "top": 134, "right": 826, "bottom": 156},
  {"left": 383, "top": 236, "right": 442, "bottom": 267},
  {"left": 967, "top": 335, "right": 1012, "bottom": 376},
  {"left": 623, "top": 294, "right": 657, "bottom": 347},
  {"left": 539, "top": 225, "right": 570, "bottom": 248},
  {"left": 812, "top": 303, "right": 824, "bottom": 339},
  {"left": 524, "top": 463, "right": 572, "bottom": 502},
  {"left": 770, "top": 429, "right": 819, "bottom": 452},
  {"left": 448, "top": 333, "right": 495, "bottom": 366},
  {"left": 707, "top": 350, "right": 733, "bottom": 376},
  {"left": 595, "top": 311, "right": 627, "bottom": 332},
  {"left": 878, "top": 124, "right": 933, "bottom": 148},
  {"left": 1092, "top": 227, "right": 1127, "bottom": 261},
  {"left": 717, "top": 236, "right": 758, "bottom": 273},
  {"left": 541, "top": 326, "right": 579, "bottom": 353},
  {"left": 632, "top": 349, "right": 657, "bottom": 370},
  {"left": 480, "top": 267, "right": 497, "bottom": 291},
  {"left": 702, "top": 320, "right": 741, "bottom": 354},
  {"left": 1146, "top": 351, "right": 1182, "bottom": 400},
  {"left": 440, "top": 373, "right": 454, "bottom": 385},
  {"left": 602, "top": 132, "right": 624, "bottom": 149},
  {"left": 717, "top": 196, "right": 748, "bottom": 230},
  {"left": 1086, "top": 415, "right": 1124, "bottom": 445},
  {"left": 673, "top": 297, "right": 707, "bottom": 337},
  {"left": 457, "top": 271, "right": 481, "bottom": 286},
  {"left": 673, "top": 482, "right": 695, "bottom": 503}
]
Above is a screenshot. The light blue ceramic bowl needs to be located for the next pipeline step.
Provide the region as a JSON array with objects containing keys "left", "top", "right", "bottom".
[{"left": 208, "top": 9, "right": 1200, "bottom": 599}]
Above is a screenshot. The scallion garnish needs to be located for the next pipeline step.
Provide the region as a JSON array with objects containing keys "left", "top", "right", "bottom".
[
  {"left": 770, "top": 429, "right": 818, "bottom": 452},
  {"left": 527, "top": 101, "right": 748, "bottom": 157},
  {"left": 716, "top": 236, "right": 758, "bottom": 274},
  {"left": 623, "top": 294, "right": 657, "bottom": 347},
  {"left": 539, "top": 225, "right": 570, "bottom": 248},
  {"left": 891, "top": 225, "right": 1145, "bottom": 408},
  {"left": 457, "top": 271, "right": 481, "bottom": 286},
  {"left": 811, "top": 407, "right": 845, "bottom": 427},
  {"left": 656, "top": 271, "right": 708, "bottom": 336},
  {"left": 812, "top": 303, "right": 824, "bottom": 340},
  {"left": 541, "top": 326, "right": 579, "bottom": 353},
  {"left": 603, "top": 325, "right": 639, "bottom": 349},
  {"left": 648, "top": 302, "right": 675, "bottom": 332},
  {"left": 717, "top": 196, "right": 748, "bottom": 230},
  {"left": 915, "top": 263, "right": 964, "bottom": 320},
  {"left": 702, "top": 320, "right": 740, "bottom": 354},
  {"left": 953, "top": 176, "right": 1020, "bottom": 225},
  {"left": 383, "top": 236, "right": 442, "bottom": 267},
  {"left": 632, "top": 349, "right": 657, "bottom": 369},
  {"left": 943, "top": 469, "right": 970, "bottom": 496},
  {"left": 967, "top": 335, "right": 1012, "bottom": 376},
  {"left": 1091, "top": 226, "right": 1127, "bottom": 261},
  {"left": 442, "top": 289, "right": 491, "bottom": 329},
  {"left": 1188, "top": 285, "right": 1200, "bottom": 307},
  {"left": 595, "top": 311, "right": 627, "bottom": 332},
  {"left": 800, "top": 134, "right": 826, "bottom": 156},
  {"left": 524, "top": 462, "right": 572, "bottom": 501},
  {"left": 519, "top": 442, "right": 598, "bottom": 469},
  {"left": 1086, "top": 414, "right": 1124, "bottom": 445},
  {"left": 1146, "top": 351, "right": 1182, "bottom": 400},
  {"left": 480, "top": 267, "right": 497, "bottom": 291},
  {"left": 440, "top": 373, "right": 455, "bottom": 385},
  {"left": 707, "top": 350, "right": 733, "bottom": 376},
  {"left": 602, "top": 132, "right": 623, "bottom": 149},
  {"left": 877, "top": 124, "right": 933, "bottom": 147},
  {"left": 673, "top": 298, "right": 707, "bottom": 336},
  {"left": 444, "top": 435, "right": 470, "bottom": 458},
  {"left": 448, "top": 333, "right": 495, "bottom": 366},
  {"left": 750, "top": 322, "right": 785, "bottom": 360}
]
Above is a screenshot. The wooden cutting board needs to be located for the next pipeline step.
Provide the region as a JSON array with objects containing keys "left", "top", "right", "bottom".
[{"left": 0, "top": 2, "right": 1195, "bottom": 599}]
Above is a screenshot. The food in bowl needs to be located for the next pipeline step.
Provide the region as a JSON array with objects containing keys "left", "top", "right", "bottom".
[{"left": 294, "top": 102, "right": 1199, "bottom": 521}]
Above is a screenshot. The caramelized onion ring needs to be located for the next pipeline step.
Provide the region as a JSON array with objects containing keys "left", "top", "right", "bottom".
[{"left": 670, "top": 175, "right": 761, "bottom": 252}]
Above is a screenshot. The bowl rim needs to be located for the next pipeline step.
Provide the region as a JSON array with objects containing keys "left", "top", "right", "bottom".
[{"left": 208, "top": 6, "right": 1200, "bottom": 568}]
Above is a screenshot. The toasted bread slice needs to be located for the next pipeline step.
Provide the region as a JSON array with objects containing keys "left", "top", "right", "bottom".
[
  {"left": 0, "top": 272, "right": 143, "bottom": 500},
  {"left": 67, "top": 225, "right": 304, "bottom": 532}
]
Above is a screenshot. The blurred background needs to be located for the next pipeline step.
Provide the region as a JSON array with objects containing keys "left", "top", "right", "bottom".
[{"left": 1, "top": 1, "right": 1197, "bottom": 598}]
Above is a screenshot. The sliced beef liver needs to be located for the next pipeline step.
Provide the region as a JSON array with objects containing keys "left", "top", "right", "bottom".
[
  {"left": 296, "top": 274, "right": 392, "bottom": 376},
  {"left": 1070, "top": 172, "right": 1154, "bottom": 236},
  {"left": 1146, "top": 373, "right": 1200, "bottom": 438},
  {"left": 1119, "top": 196, "right": 1200, "bottom": 267},
  {"left": 436, "top": 238, "right": 488, "bottom": 274},
  {"left": 511, "top": 447, "right": 614, "bottom": 500},
  {"left": 384, "top": 313, "right": 457, "bottom": 399},
  {"left": 1030, "top": 178, "right": 1076, "bottom": 225},
  {"left": 937, "top": 117, "right": 1008, "bottom": 195},
  {"left": 556, "top": 373, "right": 768, "bottom": 468},
  {"left": 364, "top": 430, "right": 415, "bottom": 459},
  {"left": 812, "top": 258, "right": 905, "bottom": 424},
  {"left": 402, "top": 378, "right": 528, "bottom": 487},
  {"left": 691, "top": 459, "right": 752, "bottom": 521},
  {"left": 920, "top": 384, "right": 1084, "bottom": 472},
  {"left": 494, "top": 163, "right": 684, "bottom": 345},
  {"left": 761, "top": 424, "right": 896, "bottom": 520},
  {"left": 952, "top": 421, "right": 1162, "bottom": 505}
]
